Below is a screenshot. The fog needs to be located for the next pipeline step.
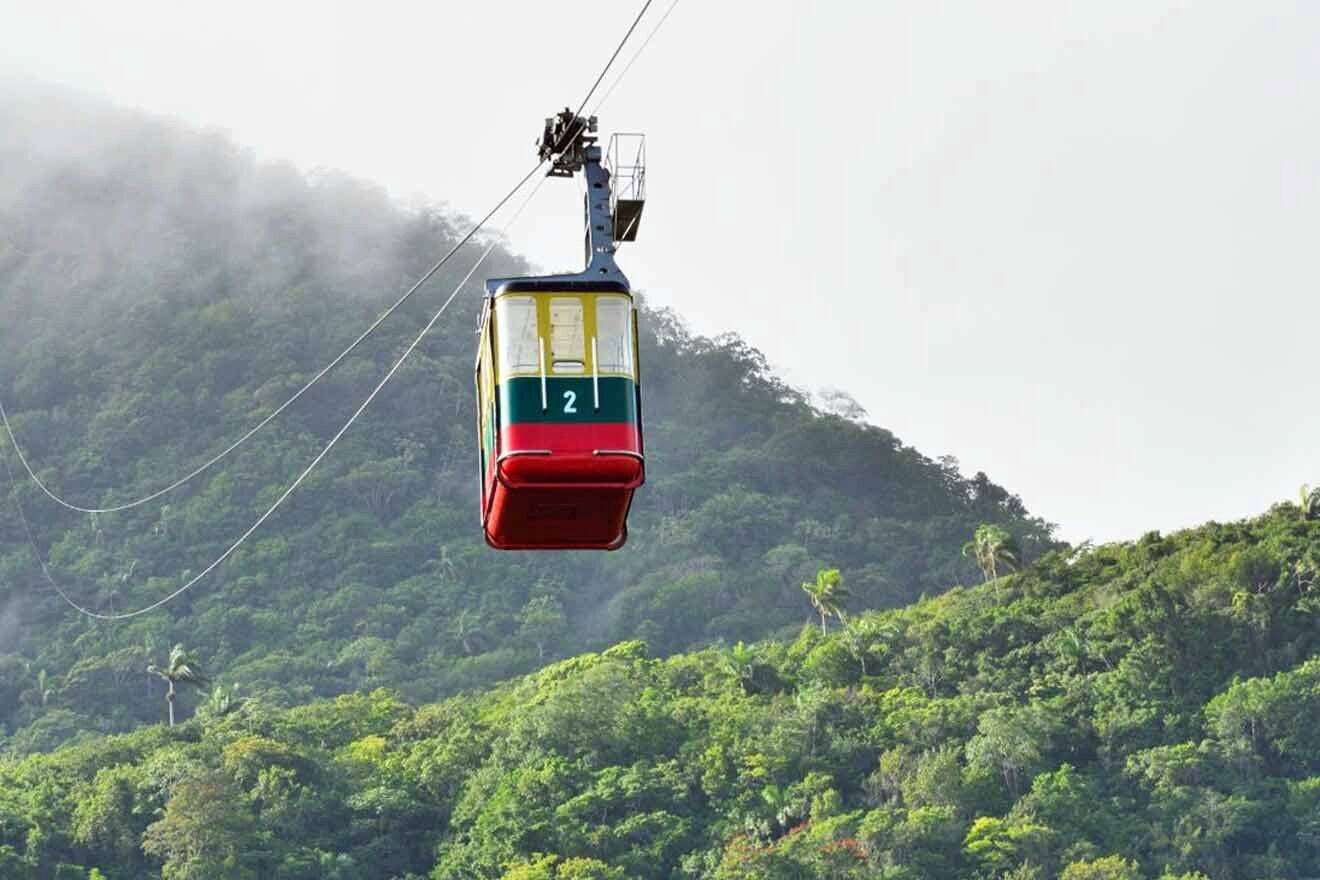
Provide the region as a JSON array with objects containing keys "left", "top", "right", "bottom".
[{"left": 0, "top": 78, "right": 528, "bottom": 349}]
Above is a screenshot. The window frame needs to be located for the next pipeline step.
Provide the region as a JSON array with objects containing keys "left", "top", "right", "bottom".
[
  {"left": 493, "top": 294, "right": 542, "bottom": 378},
  {"left": 593, "top": 294, "right": 635, "bottom": 377}
]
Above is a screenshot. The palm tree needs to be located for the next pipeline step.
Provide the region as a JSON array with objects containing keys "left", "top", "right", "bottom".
[
  {"left": 841, "top": 615, "right": 896, "bottom": 675},
  {"left": 802, "top": 568, "right": 850, "bottom": 635},
  {"left": 758, "top": 783, "right": 805, "bottom": 838},
  {"left": 1300, "top": 484, "right": 1320, "bottom": 521},
  {"left": 962, "top": 524, "right": 1021, "bottom": 597},
  {"left": 449, "top": 609, "right": 486, "bottom": 656},
  {"left": 199, "top": 683, "right": 242, "bottom": 720},
  {"left": 147, "top": 644, "right": 210, "bottom": 727},
  {"left": 35, "top": 667, "right": 53, "bottom": 706},
  {"left": 1056, "top": 626, "right": 1087, "bottom": 674},
  {"left": 721, "top": 641, "right": 759, "bottom": 694},
  {"left": 20, "top": 667, "right": 55, "bottom": 719}
]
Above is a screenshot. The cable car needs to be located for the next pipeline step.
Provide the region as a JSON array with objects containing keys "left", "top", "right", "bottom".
[{"left": 475, "top": 111, "right": 647, "bottom": 549}]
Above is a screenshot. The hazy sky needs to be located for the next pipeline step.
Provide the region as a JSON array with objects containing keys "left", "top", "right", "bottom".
[{"left": 2, "top": 0, "right": 1317, "bottom": 544}]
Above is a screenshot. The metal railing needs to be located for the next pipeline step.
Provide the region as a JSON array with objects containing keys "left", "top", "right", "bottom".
[{"left": 606, "top": 133, "right": 646, "bottom": 234}]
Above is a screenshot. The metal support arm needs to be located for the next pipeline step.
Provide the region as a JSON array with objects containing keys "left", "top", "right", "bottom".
[{"left": 487, "top": 111, "right": 636, "bottom": 295}]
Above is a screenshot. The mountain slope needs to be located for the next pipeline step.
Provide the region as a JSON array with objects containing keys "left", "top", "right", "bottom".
[
  {"left": 0, "top": 506, "right": 1316, "bottom": 878},
  {"left": 0, "top": 81, "right": 1052, "bottom": 750}
]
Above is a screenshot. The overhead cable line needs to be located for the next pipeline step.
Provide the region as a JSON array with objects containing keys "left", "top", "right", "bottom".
[
  {"left": 3, "top": 171, "right": 550, "bottom": 621},
  {"left": 592, "top": 0, "right": 680, "bottom": 116},
  {"left": 598, "top": 0, "right": 678, "bottom": 261},
  {"left": 574, "top": 0, "right": 654, "bottom": 117},
  {"left": 0, "top": 176, "right": 535, "bottom": 515},
  {"left": 536, "top": 0, "right": 656, "bottom": 175},
  {"left": 6, "top": 0, "right": 659, "bottom": 619},
  {"left": 0, "top": 0, "right": 660, "bottom": 518}
]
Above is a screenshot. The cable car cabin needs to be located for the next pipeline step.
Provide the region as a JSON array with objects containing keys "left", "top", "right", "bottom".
[
  {"left": 477, "top": 111, "right": 647, "bottom": 550},
  {"left": 476, "top": 282, "right": 643, "bottom": 549}
]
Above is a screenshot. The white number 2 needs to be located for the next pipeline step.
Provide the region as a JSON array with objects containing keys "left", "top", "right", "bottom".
[{"left": 562, "top": 390, "right": 578, "bottom": 414}]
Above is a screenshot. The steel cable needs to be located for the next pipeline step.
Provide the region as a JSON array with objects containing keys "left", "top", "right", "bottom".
[
  {"left": 0, "top": 0, "right": 663, "bottom": 516},
  {"left": 5, "top": 0, "right": 659, "bottom": 619},
  {"left": 3, "top": 172, "right": 550, "bottom": 620},
  {"left": 0, "top": 167, "right": 539, "bottom": 514}
]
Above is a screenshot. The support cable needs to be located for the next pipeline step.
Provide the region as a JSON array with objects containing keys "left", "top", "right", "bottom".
[
  {"left": 0, "top": 165, "right": 543, "bottom": 515},
  {"left": 4, "top": 0, "right": 658, "bottom": 619},
  {"left": 2, "top": 173, "right": 550, "bottom": 620},
  {"left": 0, "top": 0, "right": 660, "bottom": 516},
  {"left": 592, "top": 0, "right": 680, "bottom": 116},
  {"left": 599, "top": 0, "right": 678, "bottom": 259},
  {"left": 574, "top": 0, "right": 654, "bottom": 118}
]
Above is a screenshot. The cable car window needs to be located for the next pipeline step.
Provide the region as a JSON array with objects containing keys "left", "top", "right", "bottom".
[
  {"left": 496, "top": 296, "right": 540, "bottom": 376},
  {"left": 549, "top": 297, "right": 585, "bottom": 372},
  {"left": 595, "top": 296, "right": 633, "bottom": 375}
]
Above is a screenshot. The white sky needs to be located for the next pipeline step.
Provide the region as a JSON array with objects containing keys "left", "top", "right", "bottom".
[{"left": 2, "top": 0, "right": 1317, "bottom": 544}]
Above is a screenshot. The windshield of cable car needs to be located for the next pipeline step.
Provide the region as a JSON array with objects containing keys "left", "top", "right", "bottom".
[
  {"left": 549, "top": 297, "right": 585, "bottom": 373},
  {"left": 595, "top": 295, "right": 633, "bottom": 375},
  {"left": 495, "top": 296, "right": 540, "bottom": 376}
]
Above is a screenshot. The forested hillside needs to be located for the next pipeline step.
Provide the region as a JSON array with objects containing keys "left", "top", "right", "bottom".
[
  {"left": 3, "top": 506, "right": 1318, "bottom": 878},
  {"left": 0, "top": 81, "right": 1053, "bottom": 751}
]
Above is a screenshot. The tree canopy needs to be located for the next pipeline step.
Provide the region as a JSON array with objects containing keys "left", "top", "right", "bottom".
[{"left": 0, "top": 507, "right": 1316, "bottom": 878}]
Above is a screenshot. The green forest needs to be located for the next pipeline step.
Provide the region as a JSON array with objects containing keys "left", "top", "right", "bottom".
[
  {"left": 4, "top": 508, "right": 1320, "bottom": 879},
  {"left": 2, "top": 83, "right": 1319, "bottom": 879}
]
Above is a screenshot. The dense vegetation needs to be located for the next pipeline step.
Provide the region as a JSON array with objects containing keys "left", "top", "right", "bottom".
[
  {"left": 0, "top": 82, "right": 1050, "bottom": 751},
  {"left": 8, "top": 82, "right": 1318, "bottom": 880},
  {"left": 3, "top": 506, "right": 1319, "bottom": 878}
]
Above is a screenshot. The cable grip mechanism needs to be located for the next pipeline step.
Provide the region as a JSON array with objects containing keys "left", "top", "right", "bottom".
[{"left": 538, "top": 108, "right": 598, "bottom": 178}]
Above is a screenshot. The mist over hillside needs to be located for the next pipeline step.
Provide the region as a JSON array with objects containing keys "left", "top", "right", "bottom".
[{"left": 0, "top": 81, "right": 1052, "bottom": 752}]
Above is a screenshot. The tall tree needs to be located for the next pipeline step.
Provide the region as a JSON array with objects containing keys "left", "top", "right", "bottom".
[
  {"left": 1300, "top": 483, "right": 1320, "bottom": 520},
  {"left": 840, "top": 615, "right": 894, "bottom": 675},
  {"left": 963, "top": 523, "right": 1021, "bottom": 595},
  {"left": 450, "top": 609, "right": 487, "bottom": 657},
  {"left": 19, "top": 667, "right": 55, "bottom": 722},
  {"left": 801, "top": 568, "right": 850, "bottom": 635},
  {"left": 146, "top": 644, "right": 209, "bottom": 727},
  {"left": 516, "top": 596, "right": 568, "bottom": 662},
  {"left": 721, "top": 641, "right": 759, "bottom": 693}
]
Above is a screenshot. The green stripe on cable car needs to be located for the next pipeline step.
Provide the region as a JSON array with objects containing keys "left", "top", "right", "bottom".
[{"left": 500, "top": 376, "right": 637, "bottom": 424}]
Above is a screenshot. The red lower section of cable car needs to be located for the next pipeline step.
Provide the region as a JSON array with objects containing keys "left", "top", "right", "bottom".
[{"left": 482, "top": 423, "right": 644, "bottom": 550}]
